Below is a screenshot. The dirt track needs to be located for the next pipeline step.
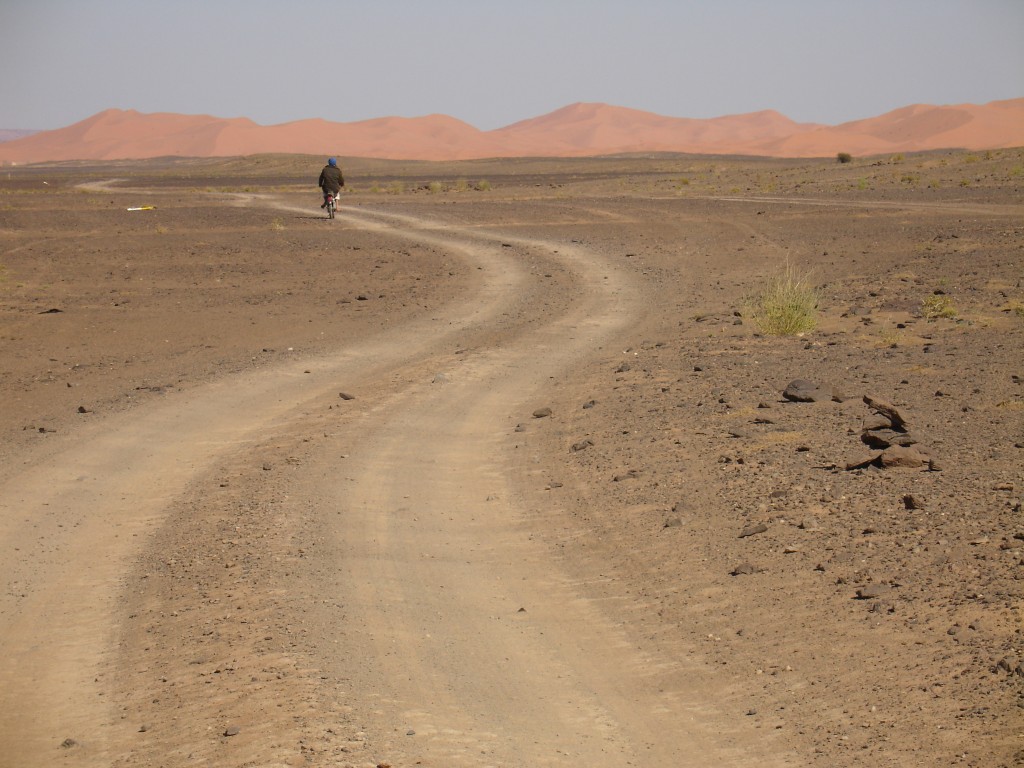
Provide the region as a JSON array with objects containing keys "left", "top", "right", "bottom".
[{"left": 1, "top": 152, "right": 1022, "bottom": 767}]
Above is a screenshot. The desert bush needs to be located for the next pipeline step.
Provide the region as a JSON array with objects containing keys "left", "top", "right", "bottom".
[
  {"left": 744, "top": 261, "right": 820, "bottom": 336},
  {"left": 454, "top": 178, "right": 470, "bottom": 192},
  {"left": 427, "top": 181, "right": 444, "bottom": 194},
  {"left": 878, "top": 327, "right": 903, "bottom": 348},
  {"left": 269, "top": 219, "right": 284, "bottom": 231},
  {"left": 836, "top": 152, "right": 853, "bottom": 164},
  {"left": 922, "top": 293, "right": 957, "bottom": 320},
  {"left": 475, "top": 179, "right": 491, "bottom": 191},
  {"left": 389, "top": 181, "right": 405, "bottom": 195}
]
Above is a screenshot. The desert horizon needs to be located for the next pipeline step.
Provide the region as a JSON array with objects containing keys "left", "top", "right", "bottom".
[{"left": 1, "top": 97, "right": 1022, "bottom": 164}]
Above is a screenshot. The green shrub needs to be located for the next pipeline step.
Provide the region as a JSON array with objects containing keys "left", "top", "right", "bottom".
[
  {"left": 744, "top": 261, "right": 820, "bottom": 335},
  {"left": 837, "top": 152, "right": 853, "bottom": 164},
  {"left": 475, "top": 179, "right": 491, "bottom": 191},
  {"left": 427, "top": 181, "right": 444, "bottom": 194}
]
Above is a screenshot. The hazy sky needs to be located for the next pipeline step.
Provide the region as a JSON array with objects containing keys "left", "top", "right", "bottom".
[{"left": 2, "top": 0, "right": 1022, "bottom": 131}]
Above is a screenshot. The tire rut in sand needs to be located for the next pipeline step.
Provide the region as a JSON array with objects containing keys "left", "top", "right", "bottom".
[
  {"left": 0, "top": 205, "right": 528, "bottom": 765},
  {"left": 0, "top": 202, "right": 791, "bottom": 767}
]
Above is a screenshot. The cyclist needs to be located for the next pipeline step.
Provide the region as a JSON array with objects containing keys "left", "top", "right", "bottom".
[{"left": 318, "top": 157, "right": 345, "bottom": 208}]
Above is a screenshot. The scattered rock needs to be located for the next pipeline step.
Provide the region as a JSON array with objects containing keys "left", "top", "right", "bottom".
[
  {"left": 862, "top": 415, "right": 894, "bottom": 432},
  {"left": 571, "top": 438, "right": 594, "bottom": 452},
  {"left": 731, "top": 562, "right": 762, "bottom": 576},
  {"left": 903, "top": 494, "right": 923, "bottom": 510},
  {"left": 739, "top": 523, "right": 769, "bottom": 538},
  {"left": 861, "top": 431, "right": 892, "bottom": 449},
  {"left": 338, "top": 392, "right": 355, "bottom": 400},
  {"left": 878, "top": 445, "right": 928, "bottom": 469},
  {"left": 224, "top": 725, "right": 240, "bottom": 737},
  {"left": 663, "top": 517, "right": 683, "bottom": 529},
  {"left": 845, "top": 454, "right": 881, "bottom": 471},
  {"left": 612, "top": 469, "right": 640, "bottom": 482},
  {"left": 783, "top": 379, "right": 825, "bottom": 402},
  {"left": 830, "top": 390, "right": 856, "bottom": 403},
  {"left": 77, "top": 405, "right": 91, "bottom": 414},
  {"left": 863, "top": 395, "right": 907, "bottom": 430},
  {"left": 60, "top": 738, "right": 78, "bottom": 749},
  {"left": 856, "top": 584, "right": 893, "bottom": 599},
  {"left": 532, "top": 407, "right": 552, "bottom": 418}
]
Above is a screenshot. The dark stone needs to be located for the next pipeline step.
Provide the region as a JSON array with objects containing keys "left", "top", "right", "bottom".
[
  {"left": 783, "top": 380, "right": 824, "bottom": 402},
  {"left": 861, "top": 431, "right": 891, "bottom": 449},
  {"left": 903, "top": 494, "right": 922, "bottom": 510},
  {"left": 532, "top": 407, "right": 552, "bottom": 418}
]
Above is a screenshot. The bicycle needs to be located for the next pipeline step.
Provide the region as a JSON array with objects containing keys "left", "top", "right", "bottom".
[{"left": 323, "top": 190, "right": 337, "bottom": 219}]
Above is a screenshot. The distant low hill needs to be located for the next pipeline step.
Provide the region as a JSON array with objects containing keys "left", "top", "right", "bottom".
[{"left": 1, "top": 99, "right": 1021, "bottom": 164}]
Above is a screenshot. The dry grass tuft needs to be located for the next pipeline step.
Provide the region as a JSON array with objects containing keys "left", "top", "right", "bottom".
[
  {"left": 744, "top": 261, "right": 820, "bottom": 336},
  {"left": 922, "top": 294, "right": 957, "bottom": 320}
]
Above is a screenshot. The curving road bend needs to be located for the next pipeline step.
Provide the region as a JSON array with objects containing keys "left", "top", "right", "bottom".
[{"left": 0, "top": 201, "right": 791, "bottom": 767}]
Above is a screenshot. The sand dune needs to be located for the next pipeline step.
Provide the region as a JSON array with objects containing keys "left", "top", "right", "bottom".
[{"left": 1, "top": 99, "right": 1021, "bottom": 163}]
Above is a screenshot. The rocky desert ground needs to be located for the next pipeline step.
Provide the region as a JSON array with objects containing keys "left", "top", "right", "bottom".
[{"left": 0, "top": 149, "right": 1022, "bottom": 767}]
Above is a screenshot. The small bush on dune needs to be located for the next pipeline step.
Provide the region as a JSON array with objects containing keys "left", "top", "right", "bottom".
[
  {"left": 837, "top": 152, "right": 853, "bottom": 164},
  {"left": 744, "top": 261, "right": 820, "bottom": 336}
]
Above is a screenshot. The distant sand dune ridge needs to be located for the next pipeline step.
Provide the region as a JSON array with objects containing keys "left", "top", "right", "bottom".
[{"left": 1, "top": 98, "right": 1022, "bottom": 163}]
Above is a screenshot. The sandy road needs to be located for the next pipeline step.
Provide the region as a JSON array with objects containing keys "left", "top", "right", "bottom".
[{"left": 0, "top": 200, "right": 790, "bottom": 766}]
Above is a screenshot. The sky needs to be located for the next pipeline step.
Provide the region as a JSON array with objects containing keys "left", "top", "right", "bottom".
[{"left": 1, "top": 0, "right": 1022, "bottom": 131}]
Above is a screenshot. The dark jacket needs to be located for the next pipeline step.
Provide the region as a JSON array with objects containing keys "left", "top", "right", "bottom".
[{"left": 318, "top": 164, "right": 345, "bottom": 193}]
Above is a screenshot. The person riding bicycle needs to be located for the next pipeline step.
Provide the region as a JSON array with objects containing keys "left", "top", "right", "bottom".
[{"left": 318, "top": 157, "right": 345, "bottom": 208}]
